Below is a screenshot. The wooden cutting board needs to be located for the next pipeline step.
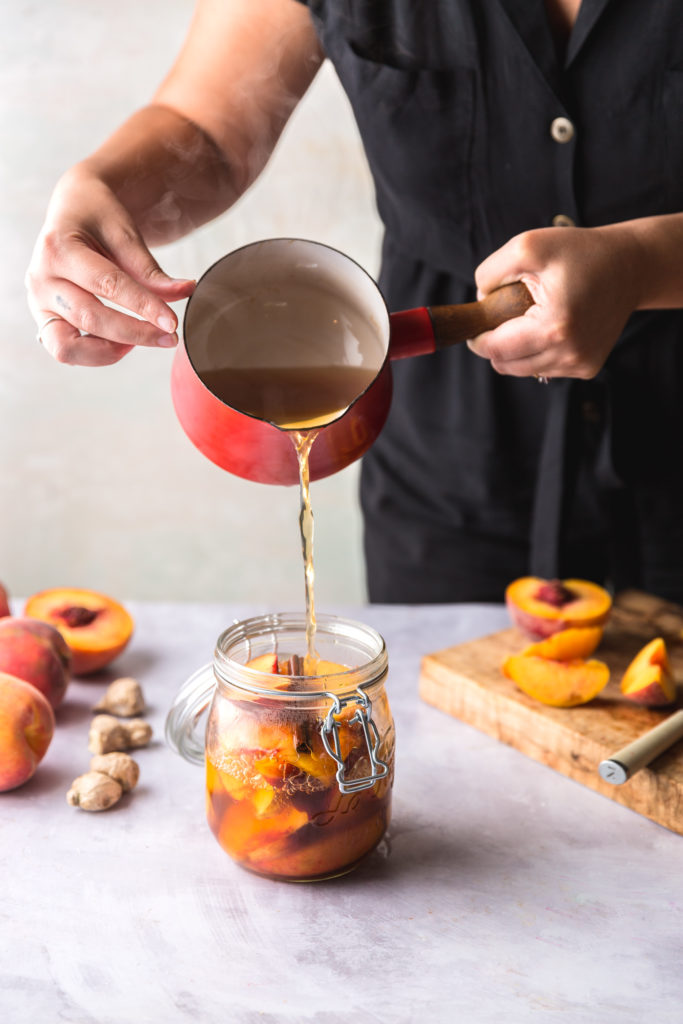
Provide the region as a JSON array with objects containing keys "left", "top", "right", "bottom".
[{"left": 419, "top": 590, "right": 683, "bottom": 835}]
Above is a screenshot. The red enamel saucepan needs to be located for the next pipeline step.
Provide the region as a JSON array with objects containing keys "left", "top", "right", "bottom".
[{"left": 171, "top": 238, "right": 532, "bottom": 484}]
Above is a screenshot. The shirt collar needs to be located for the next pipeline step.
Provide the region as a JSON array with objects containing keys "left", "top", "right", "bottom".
[{"left": 496, "top": 0, "right": 613, "bottom": 75}]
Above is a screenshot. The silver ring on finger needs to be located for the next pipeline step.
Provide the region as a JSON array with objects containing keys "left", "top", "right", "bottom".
[
  {"left": 36, "top": 315, "right": 64, "bottom": 345},
  {"left": 533, "top": 373, "right": 550, "bottom": 384}
]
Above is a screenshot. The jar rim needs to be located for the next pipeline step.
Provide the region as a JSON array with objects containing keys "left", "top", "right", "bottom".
[{"left": 212, "top": 611, "right": 388, "bottom": 699}]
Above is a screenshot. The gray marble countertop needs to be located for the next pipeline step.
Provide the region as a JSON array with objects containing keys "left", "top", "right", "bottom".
[{"left": 2, "top": 601, "right": 682, "bottom": 1024}]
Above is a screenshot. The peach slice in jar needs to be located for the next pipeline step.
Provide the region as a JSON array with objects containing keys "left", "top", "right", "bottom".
[
  {"left": 206, "top": 757, "right": 307, "bottom": 859},
  {"left": 505, "top": 576, "right": 612, "bottom": 639},
  {"left": 209, "top": 652, "right": 386, "bottom": 877},
  {"left": 245, "top": 788, "right": 391, "bottom": 881},
  {"left": 620, "top": 637, "right": 677, "bottom": 707},
  {"left": 502, "top": 653, "right": 610, "bottom": 707},
  {"left": 243, "top": 653, "right": 359, "bottom": 784},
  {"left": 24, "top": 588, "right": 134, "bottom": 675}
]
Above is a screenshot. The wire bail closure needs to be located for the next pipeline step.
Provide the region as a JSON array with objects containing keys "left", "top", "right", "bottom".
[{"left": 320, "top": 686, "right": 389, "bottom": 794}]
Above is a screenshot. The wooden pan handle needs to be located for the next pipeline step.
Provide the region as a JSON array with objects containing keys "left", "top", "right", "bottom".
[{"left": 429, "top": 281, "right": 534, "bottom": 350}]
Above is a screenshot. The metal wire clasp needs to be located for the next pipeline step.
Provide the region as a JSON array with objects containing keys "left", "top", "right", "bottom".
[{"left": 320, "top": 687, "right": 389, "bottom": 794}]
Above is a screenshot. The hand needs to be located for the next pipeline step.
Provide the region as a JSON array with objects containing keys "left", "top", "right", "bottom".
[
  {"left": 468, "top": 225, "right": 641, "bottom": 380},
  {"left": 25, "top": 165, "right": 196, "bottom": 367}
]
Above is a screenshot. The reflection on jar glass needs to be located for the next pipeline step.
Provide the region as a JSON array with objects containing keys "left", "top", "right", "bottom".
[{"left": 167, "top": 613, "right": 394, "bottom": 882}]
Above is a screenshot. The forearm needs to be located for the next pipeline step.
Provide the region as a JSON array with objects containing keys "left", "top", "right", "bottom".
[
  {"left": 74, "top": 104, "right": 240, "bottom": 247},
  {"left": 598, "top": 213, "right": 683, "bottom": 311},
  {"left": 81, "top": 0, "right": 324, "bottom": 249}
]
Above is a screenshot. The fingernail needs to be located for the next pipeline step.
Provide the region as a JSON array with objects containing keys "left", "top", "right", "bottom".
[
  {"left": 157, "top": 314, "right": 176, "bottom": 332},
  {"left": 157, "top": 333, "right": 178, "bottom": 348}
]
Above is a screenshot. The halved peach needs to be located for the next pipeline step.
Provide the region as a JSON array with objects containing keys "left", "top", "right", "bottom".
[
  {"left": 506, "top": 576, "right": 612, "bottom": 639},
  {"left": 24, "top": 588, "right": 134, "bottom": 675},
  {"left": 523, "top": 625, "right": 604, "bottom": 660},
  {"left": 502, "top": 653, "right": 610, "bottom": 707},
  {"left": 620, "top": 637, "right": 676, "bottom": 707}
]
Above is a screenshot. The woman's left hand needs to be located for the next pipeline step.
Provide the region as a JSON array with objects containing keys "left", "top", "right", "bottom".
[{"left": 468, "top": 225, "right": 641, "bottom": 380}]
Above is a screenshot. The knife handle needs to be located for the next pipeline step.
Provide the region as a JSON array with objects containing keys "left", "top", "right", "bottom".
[{"left": 599, "top": 709, "right": 683, "bottom": 785}]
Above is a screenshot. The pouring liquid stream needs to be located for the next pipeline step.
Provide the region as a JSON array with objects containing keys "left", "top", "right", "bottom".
[
  {"left": 202, "top": 365, "right": 375, "bottom": 671},
  {"left": 200, "top": 361, "right": 378, "bottom": 676},
  {"left": 276, "top": 367, "right": 378, "bottom": 671},
  {"left": 291, "top": 429, "right": 319, "bottom": 670}
]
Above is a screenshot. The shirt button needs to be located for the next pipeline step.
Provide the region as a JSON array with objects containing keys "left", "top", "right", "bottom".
[
  {"left": 552, "top": 214, "right": 576, "bottom": 227},
  {"left": 550, "top": 116, "right": 575, "bottom": 143}
]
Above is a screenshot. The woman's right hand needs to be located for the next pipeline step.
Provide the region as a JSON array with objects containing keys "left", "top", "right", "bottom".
[
  {"left": 25, "top": 164, "right": 196, "bottom": 367},
  {"left": 26, "top": 0, "right": 325, "bottom": 367}
]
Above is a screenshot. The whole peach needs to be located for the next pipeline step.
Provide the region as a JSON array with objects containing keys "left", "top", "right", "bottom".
[
  {"left": 0, "top": 620, "right": 69, "bottom": 709},
  {"left": 0, "top": 582, "right": 10, "bottom": 618},
  {"left": 0, "top": 672, "right": 55, "bottom": 791},
  {"left": 3, "top": 616, "right": 72, "bottom": 672}
]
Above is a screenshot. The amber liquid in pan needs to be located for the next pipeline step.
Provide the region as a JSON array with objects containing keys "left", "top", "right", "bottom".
[{"left": 199, "top": 364, "right": 378, "bottom": 429}]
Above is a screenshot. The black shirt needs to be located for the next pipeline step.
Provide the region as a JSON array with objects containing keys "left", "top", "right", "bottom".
[{"left": 297, "top": 0, "right": 683, "bottom": 602}]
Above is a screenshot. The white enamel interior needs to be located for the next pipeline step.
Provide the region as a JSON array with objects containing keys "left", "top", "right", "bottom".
[{"left": 184, "top": 238, "right": 390, "bottom": 376}]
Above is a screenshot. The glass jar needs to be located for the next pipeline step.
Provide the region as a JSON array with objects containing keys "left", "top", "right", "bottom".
[{"left": 166, "top": 613, "right": 394, "bottom": 882}]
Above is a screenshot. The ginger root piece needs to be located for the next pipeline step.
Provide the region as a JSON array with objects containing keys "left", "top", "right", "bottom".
[
  {"left": 88, "top": 713, "right": 152, "bottom": 754},
  {"left": 93, "top": 677, "right": 145, "bottom": 717},
  {"left": 67, "top": 771, "right": 123, "bottom": 811},
  {"left": 90, "top": 752, "right": 140, "bottom": 792}
]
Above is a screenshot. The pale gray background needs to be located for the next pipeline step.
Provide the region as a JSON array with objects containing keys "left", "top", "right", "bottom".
[{"left": 1, "top": 1, "right": 383, "bottom": 606}]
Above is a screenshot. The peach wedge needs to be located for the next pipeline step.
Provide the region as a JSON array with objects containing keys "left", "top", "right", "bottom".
[
  {"left": 503, "top": 653, "right": 610, "bottom": 707},
  {"left": 620, "top": 637, "right": 676, "bottom": 707},
  {"left": 523, "top": 625, "right": 604, "bottom": 660}
]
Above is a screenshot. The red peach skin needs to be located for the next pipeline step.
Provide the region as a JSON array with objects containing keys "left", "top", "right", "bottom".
[
  {"left": 0, "top": 619, "right": 69, "bottom": 709},
  {"left": 0, "top": 672, "right": 55, "bottom": 791}
]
